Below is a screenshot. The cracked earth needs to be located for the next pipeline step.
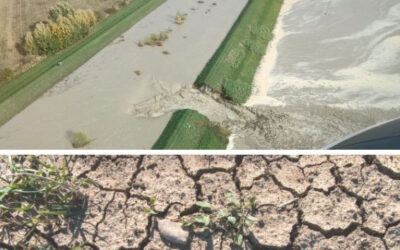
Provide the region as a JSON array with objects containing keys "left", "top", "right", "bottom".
[{"left": 1, "top": 155, "right": 400, "bottom": 249}]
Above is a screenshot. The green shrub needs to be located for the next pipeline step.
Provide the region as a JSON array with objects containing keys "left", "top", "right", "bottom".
[
  {"left": 222, "top": 79, "right": 252, "bottom": 104},
  {"left": 69, "top": 131, "right": 91, "bottom": 148}
]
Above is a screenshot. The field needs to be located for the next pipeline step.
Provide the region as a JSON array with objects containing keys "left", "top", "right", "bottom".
[
  {"left": 0, "top": 0, "right": 165, "bottom": 126},
  {"left": 195, "top": 0, "right": 283, "bottom": 104},
  {"left": 152, "top": 109, "right": 229, "bottom": 150}
]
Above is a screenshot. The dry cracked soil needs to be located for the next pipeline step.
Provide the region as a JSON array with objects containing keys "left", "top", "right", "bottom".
[{"left": 1, "top": 155, "right": 400, "bottom": 249}]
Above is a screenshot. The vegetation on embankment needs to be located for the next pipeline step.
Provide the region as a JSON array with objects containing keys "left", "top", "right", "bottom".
[
  {"left": 0, "top": 0, "right": 165, "bottom": 127},
  {"left": 154, "top": 0, "right": 284, "bottom": 149},
  {"left": 195, "top": 0, "right": 283, "bottom": 104},
  {"left": 152, "top": 109, "right": 229, "bottom": 150}
]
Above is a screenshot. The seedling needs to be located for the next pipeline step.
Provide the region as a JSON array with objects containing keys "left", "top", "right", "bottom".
[
  {"left": 143, "top": 196, "right": 159, "bottom": 215},
  {"left": 181, "top": 190, "right": 257, "bottom": 246}
]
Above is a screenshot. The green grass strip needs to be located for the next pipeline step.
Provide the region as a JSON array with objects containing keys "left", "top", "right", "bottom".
[
  {"left": 152, "top": 109, "right": 229, "bottom": 149},
  {"left": 195, "top": 0, "right": 283, "bottom": 104},
  {"left": 0, "top": 0, "right": 166, "bottom": 126}
]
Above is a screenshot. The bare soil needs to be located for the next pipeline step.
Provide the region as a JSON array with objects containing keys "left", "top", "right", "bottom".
[{"left": 1, "top": 155, "right": 399, "bottom": 249}]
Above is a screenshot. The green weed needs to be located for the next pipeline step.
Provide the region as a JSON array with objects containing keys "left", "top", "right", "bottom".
[{"left": 181, "top": 190, "right": 257, "bottom": 246}]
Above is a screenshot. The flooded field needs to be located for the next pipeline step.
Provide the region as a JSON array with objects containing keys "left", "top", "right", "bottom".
[{"left": 0, "top": 0, "right": 247, "bottom": 149}]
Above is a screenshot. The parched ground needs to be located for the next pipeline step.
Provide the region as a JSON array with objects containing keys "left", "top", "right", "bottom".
[{"left": 1, "top": 155, "right": 399, "bottom": 249}]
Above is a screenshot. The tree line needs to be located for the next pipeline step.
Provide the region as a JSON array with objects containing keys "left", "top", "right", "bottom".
[{"left": 24, "top": 2, "right": 97, "bottom": 55}]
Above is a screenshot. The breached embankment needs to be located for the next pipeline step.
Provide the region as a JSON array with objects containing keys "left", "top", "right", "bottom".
[{"left": 131, "top": 86, "right": 400, "bottom": 149}]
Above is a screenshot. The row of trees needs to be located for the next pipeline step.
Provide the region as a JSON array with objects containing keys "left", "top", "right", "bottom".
[{"left": 24, "top": 2, "right": 97, "bottom": 55}]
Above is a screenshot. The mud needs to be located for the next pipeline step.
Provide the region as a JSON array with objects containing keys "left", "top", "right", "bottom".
[{"left": 1, "top": 155, "right": 399, "bottom": 249}]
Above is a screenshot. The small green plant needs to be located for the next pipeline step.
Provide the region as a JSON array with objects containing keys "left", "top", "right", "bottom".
[
  {"left": 69, "top": 131, "right": 91, "bottom": 148},
  {"left": 143, "top": 196, "right": 159, "bottom": 215},
  {"left": 0, "top": 156, "right": 93, "bottom": 247},
  {"left": 181, "top": 190, "right": 257, "bottom": 246},
  {"left": 222, "top": 79, "right": 252, "bottom": 104}
]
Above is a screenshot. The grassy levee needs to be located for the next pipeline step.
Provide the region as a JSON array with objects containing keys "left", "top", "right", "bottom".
[
  {"left": 154, "top": 0, "right": 284, "bottom": 149},
  {"left": 0, "top": 0, "right": 165, "bottom": 127},
  {"left": 152, "top": 109, "right": 229, "bottom": 149},
  {"left": 195, "top": 0, "right": 283, "bottom": 104}
]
